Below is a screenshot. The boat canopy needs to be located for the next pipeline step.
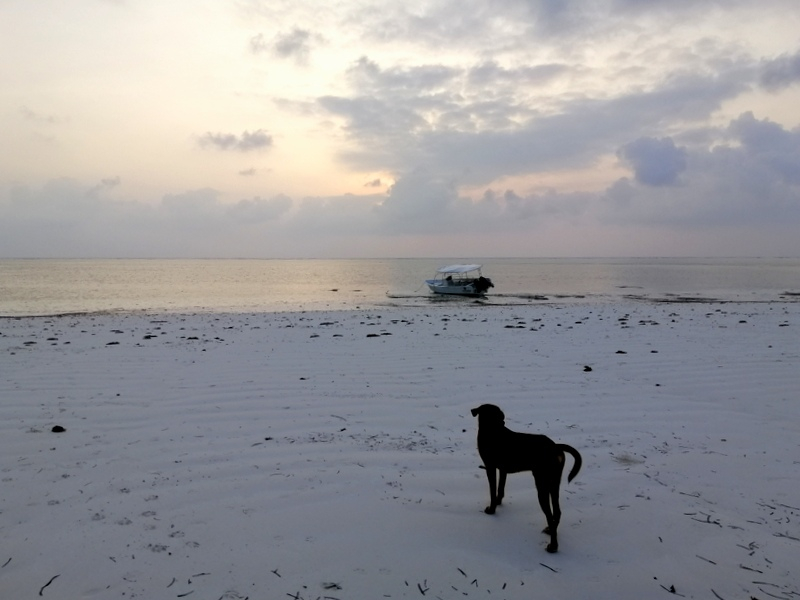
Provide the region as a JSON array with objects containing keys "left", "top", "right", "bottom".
[{"left": 436, "top": 264, "right": 481, "bottom": 274}]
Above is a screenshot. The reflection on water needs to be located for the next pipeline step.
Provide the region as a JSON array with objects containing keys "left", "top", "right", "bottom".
[{"left": 1, "top": 257, "right": 799, "bottom": 316}]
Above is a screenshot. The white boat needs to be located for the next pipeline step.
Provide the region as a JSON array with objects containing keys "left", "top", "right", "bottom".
[{"left": 425, "top": 264, "right": 494, "bottom": 296}]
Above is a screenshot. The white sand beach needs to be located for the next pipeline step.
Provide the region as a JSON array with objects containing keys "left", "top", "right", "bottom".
[{"left": 1, "top": 301, "right": 798, "bottom": 599}]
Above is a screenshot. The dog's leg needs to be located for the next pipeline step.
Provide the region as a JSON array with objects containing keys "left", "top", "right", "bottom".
[
  {"left": 549, "top": 484, "right": 562, "bottom": 532},
  {"left": 546, "top": 483, "right": 562, "bottom": 553},
  {"left": 542, "top": 449, "right": 567, "bottom": 552},
  {"left": 496, "top": 470, "right": 507, "bottom": 507},
  {"left": 484, "top": 466, "right": 499, "bottom": 514},
  {"left": 534, "top": 475, "right": 559, "bottom": 553}
]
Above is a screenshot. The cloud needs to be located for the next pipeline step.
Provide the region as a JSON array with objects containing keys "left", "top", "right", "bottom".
[
  {"left": 249, "top": 33, "right": 268, "bottom": 54},
  {"left": 198, "top": 130, "right": 273, "bottom": 152},
  {"left": 274, "top": 28, "right": 313, "bottom": 62},
  {"left": 343, "top": 0, "right": 785, "bottom": 52},
  {"left": 759, "top": 50, "right": 800, "bottom": 92},
  {"left": 20, "top": 106, "right": 66, "bottom": 125},
  {"left": 377, "top": 169, "right": 457, "bottom": 226},
  {"left": 618, "top": 137, "right": 688, "bottom": 186},
  {"left": 370, "top": 169, "right": 590, "bottom": 236},
  {"left": 3, "top": 110, "right": 800, "bottom": 260},
  {"left": 291, "top": 193, "right": 381, "bottom": 234},
  {"left": 467, "top": 61, "right": 569, "bottom": 87},
  {"left": 728, "top": 112, "right": 800, "bottom": 185},
  {"left": 319, "top": 52, "right": 750, "bottom": 185},
  {"left": 250, "top": 28, "right": 320, "bottom": 65},
  {"left": 227, "top": 195, "right": 292, "bottom": 223},
  {"left": 161, "top": 188, "right": 223, "bottom": 217},
  {"left": 247, "top": 0, "right": 793, "bottom": 200},
  {"left": 601, "top": 112, "right": 800, "bottom": 227},
  {"left": 87, "top": 176, "right": 122, "bottom": 197},
  {"left": 346, "top": 56, "right": 460, "bottom": 95}
]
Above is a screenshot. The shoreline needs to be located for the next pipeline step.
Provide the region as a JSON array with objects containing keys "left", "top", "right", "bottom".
[{"left": 3, "top": 291, "right": 800, "bottom": 320}]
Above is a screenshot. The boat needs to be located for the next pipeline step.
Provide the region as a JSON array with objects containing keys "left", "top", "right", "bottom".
[{"left": 425, "top": 264, "right": 494, "bottom": 296}]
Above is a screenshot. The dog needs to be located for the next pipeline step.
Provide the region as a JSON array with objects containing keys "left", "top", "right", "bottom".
[{"left": 471, "top": 403, "right": 582, "bottom": 553}]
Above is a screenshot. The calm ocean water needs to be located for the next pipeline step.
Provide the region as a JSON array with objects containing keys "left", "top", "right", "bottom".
[{"left": 1, "top": 258, "right": 799, "bottom": 316}]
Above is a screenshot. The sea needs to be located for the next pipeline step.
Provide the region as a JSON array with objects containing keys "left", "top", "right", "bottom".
[{"left": 1, "top": 258, "right": 799, "bottom": 317}]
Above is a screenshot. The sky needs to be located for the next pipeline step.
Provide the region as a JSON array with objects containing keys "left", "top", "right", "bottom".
[{"left": 2, "top": 0, "right": 800, "bottom": 258}]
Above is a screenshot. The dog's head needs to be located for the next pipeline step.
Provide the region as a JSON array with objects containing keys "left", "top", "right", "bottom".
[{"left": 471, "top": 404, "right": 505, "bottom": 426}]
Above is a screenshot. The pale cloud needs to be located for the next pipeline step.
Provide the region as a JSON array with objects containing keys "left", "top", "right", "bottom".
[
  {"left": 20, "top": 106, "right": 66, "bottom": 125},
  {"left": 346, "top": 57, "right": 460, "bottom": 95},
  {"left": 87, "top": 176, "right": 122, "bottom": 197},
  {"left": 227, "top": 195, "right": 292, "bottom": 223},
  {"left": 101, "top": 176, "right": 122, "bottom": 187},
  {"left": 273, "top": 28, "right": 313, "bottom": 63},
  {"left": 466, "top": 61, "right": 569, "bottom": 88},
  {"left": 249, "top": 33, "right": 268, "bottom": 54},
  {"left": 198, "top": 130, "right": 273, "bottom": 152},
  {"left": 250, "top": 28, "right": 321, "bottom": 65}
]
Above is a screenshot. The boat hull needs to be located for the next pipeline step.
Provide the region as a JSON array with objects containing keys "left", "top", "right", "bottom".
[{"left": 425, "top": 280, "right": 483, "bottom": 296}]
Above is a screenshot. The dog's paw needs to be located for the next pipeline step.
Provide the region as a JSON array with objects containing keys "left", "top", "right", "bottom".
[
  {"left": 546, "top": 543, "right": 558, "bottom": 553},
  {"left": 484, "top": 506, "right": 496, "bottom": 515}
]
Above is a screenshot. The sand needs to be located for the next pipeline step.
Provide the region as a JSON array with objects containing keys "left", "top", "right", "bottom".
[{"left": 1, "top": 301, "right": 798, "bottom": 599}]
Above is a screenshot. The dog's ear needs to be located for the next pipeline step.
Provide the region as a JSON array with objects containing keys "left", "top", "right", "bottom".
[{"left": 471, "top": 407, "right": 480, "bottom": 417}]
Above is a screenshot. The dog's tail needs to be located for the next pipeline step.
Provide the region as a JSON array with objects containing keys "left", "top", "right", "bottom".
[{"left": 559, "top": 444, "right": 582, "bottom": 482}]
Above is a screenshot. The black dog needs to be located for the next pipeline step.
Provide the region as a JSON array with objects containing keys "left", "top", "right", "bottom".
[{"left": 471, "top": 404, "right": 582, "bottom": 553}]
